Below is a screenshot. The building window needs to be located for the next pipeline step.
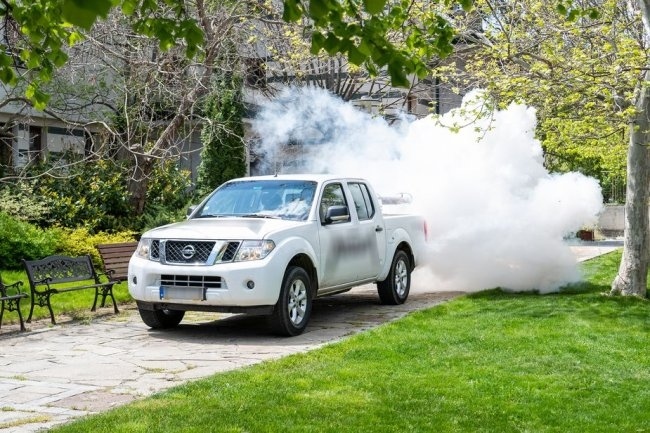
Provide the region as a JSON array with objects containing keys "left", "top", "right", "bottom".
[{"left": 29, "top": 126, "right": 42, "bottom": 152}]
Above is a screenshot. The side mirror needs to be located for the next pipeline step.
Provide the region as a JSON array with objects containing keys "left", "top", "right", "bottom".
[
  {"left": 323, "top": 205, "right": 349, "bottom": 224},
  {"left": 186, "top": 205, "right": 197, "bottom": 218}
]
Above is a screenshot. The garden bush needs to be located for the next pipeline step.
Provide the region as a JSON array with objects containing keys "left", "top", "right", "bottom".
[
  {"left": 0, "top": 212, "right": 59, "bottom": 269},
  {"left": 0, "top": 213, "right": 137, "bottom": 269},
  {"left": 0, "top": 180, "right": 52, "bottom": 225},
  {"left": 139, "top": 204, "right": 188, "bottom": 233},
  {"left": 53, "top": 227, "right": 137, "bottom": 267},
  {"left": 35, "top": 159, "right": 133, "bottom": 232},
  {"left": 25, "top": 158, "right": 193, "bottom": 233}
]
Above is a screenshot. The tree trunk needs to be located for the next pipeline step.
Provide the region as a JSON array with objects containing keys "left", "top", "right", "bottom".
[
  {"left": 611, "top": 70, "right": 650, "bottom": 297},
  {"left": 128, "top": 151, "right": 152, "bottom": 216}
]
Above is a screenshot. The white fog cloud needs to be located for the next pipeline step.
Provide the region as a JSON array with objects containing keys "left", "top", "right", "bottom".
[{"left": 252, "top": 87, "right": 603, "bottom": 293}]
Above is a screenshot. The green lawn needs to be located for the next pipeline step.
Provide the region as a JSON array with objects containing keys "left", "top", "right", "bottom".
[{"left": 46, "top": 250, "right": 650, "bottom": 432}]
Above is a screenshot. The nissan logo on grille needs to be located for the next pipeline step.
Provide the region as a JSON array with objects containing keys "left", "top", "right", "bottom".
[{"left": 181, "top": 244, "right": 196, "bottom": 259}]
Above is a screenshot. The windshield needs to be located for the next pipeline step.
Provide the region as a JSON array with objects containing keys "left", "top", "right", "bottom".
[{"left": 195, "top": 180, "right": 317, "bottom": 221}]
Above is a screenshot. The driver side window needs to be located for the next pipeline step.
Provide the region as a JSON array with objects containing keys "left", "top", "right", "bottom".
[{"left": 319, "top": 183, "right": 349, "bottom": 222}]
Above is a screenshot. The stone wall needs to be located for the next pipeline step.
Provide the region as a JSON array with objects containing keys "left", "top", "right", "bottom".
[{"left": 597, "top": 205, "right": 625, "bottom": 237}]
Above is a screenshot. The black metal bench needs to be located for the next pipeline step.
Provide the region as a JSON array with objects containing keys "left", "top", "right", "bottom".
[
  {"left": 23, "top": 255, "right": 119, "bottom": 325},
  {"left": 0, "top": 274, "right": 28, "bottom": 331},
  {"left": 96, "top": 241, "right": 138, "bottom": 283}
]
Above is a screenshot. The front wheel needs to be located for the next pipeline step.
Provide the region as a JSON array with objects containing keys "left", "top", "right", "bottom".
[
  {"left": 377, "top": 250, "right": 411, "bottom": 305},
  {"left": 139, "top": 307, "right": 185, "bottom": 329},
  {"left": 270, "top": 266, "right": 312, "bottom": 336}
]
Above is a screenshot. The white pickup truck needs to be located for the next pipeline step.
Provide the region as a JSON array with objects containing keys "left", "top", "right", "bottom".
[{"left": 128, "top": 174, "right": 427, "bottom": 336}]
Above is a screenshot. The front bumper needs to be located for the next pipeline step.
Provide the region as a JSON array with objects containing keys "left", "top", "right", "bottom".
[{"left": 128, "top": 255, "right": 284, "bottom": 308}]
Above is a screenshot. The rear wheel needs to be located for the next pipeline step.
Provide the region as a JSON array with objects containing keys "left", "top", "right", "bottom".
[
  {"left": 377, "top": 250, "right": 411, "bottom": 305},
  {"left": 271, "top": 266, "right": 312, "bottom": 336},
  {"left": 139, "top": 307, "right": 185, "bottom": 329}
]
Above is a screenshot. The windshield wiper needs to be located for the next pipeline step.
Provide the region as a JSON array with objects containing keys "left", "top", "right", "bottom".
[
  {"left": 195, "top": 214, "right": 229, "bottom": 218},
  {"left": 239, "top": 213, "right": 281, "bottom": 219}
]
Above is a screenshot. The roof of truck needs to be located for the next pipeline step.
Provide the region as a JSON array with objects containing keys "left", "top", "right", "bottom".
[{"left": 231, "top": 174, "right": 365, "bottom": 183}]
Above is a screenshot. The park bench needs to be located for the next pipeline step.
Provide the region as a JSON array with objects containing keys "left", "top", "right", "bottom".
[
  {"left": 96, "top": 241, "right": 138, "bottom": 283},
  {"left": 23, "top": 255, "right": 119, "bottom": 325},
  {"left": 0, "top": 274, "right": 28, "bottom": 331}
]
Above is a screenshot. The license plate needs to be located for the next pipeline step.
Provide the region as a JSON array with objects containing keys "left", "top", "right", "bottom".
[{"left": 159, "top": 286, "right": 205, "bottom": 301}]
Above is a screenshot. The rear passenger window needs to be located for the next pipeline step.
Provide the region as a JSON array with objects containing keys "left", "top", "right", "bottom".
[{"left": 348, "top": 182, "right": 374, "bottom": 221}]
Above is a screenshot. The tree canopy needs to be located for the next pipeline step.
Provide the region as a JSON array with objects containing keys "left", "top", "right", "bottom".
[
  {"left": 0, "top": 0, "right": 203, "bottom": 108},
  {"left": 429, "top": 0, "right": 637, "bottom": 201},
  {"left": 1, "top": 0, "right": 466, "bottom": 106}
]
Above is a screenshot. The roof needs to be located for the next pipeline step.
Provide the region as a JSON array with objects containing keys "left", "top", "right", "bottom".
[{"left": 230, "top": 174, "right": 365, "bottom": 183}]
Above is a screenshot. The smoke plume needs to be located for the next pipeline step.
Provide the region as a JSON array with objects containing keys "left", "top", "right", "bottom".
[{"left": 252, "top": 87, "right": 603, "bottom": 293}]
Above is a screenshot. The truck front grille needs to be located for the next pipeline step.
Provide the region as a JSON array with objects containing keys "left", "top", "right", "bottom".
[
  {"left": 150, "top": 240, "right": 241, "bottom": 265},
  {"left": 165, "top": 241, "right": 215, "bottom": 263},
  {"left": 160, "top": 274, "right": 222, "bottom": 289}
]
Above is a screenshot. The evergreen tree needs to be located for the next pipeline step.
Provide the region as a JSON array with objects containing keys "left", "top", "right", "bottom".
[{"left": 196, "top": 76, "right": 247, "bottom": 197}]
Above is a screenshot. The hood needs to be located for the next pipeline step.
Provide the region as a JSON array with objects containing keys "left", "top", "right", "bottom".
[{"left": 142, "top": 217, "right": 304, "bottom": 240}]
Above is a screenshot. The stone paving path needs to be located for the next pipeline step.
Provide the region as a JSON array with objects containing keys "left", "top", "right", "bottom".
[{"left": 0, "top": 241, "right": 621, "bottom": 432}]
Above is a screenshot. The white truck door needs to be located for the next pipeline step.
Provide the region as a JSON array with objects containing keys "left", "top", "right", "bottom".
[
  {"left": 317, "top": 182, "right": 365, "bottom": 288},
  {"left": 347, "top": 181, "right": 386, "bottom": 280}
]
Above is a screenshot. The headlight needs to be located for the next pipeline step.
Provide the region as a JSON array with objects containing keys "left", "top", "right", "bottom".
[
  {"left": 235, "top": 240, "right": 275, "bottom": 261},
  {"left": 135, "top": 238, "right": 156, "bottom": 261}
]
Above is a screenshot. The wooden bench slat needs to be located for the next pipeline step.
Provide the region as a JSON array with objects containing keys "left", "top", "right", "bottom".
[
  {"left": 97, "top": 241, "right": 138, "bottom": 284},
  {"left": 103, "top": 257, "right": 132, "bottom": 264}
]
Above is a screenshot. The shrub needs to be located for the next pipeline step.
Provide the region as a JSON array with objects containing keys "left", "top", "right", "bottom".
[
  {"left": 196, "top": 76, "right": 247, "bottom": 197},
  {"left": 145, "top": 160, "right": 193, "bottom": 212},
  {"left": 34, "top": 159, "right": 132, "bottom": 232},
  {"left": 0, "top": 212, "right": 60, "bottom": 269},
  {"left": 136, "top": 159, "right": 193, "bottom": 231},
  {"left": 53, "top": 227, "right": 137, "bottom": 267},
  {"left": 139, "top": 204, "right": 188, "bottom": 233},
  {"left": 0, "top": 181, "right": 52, "bottom": 225}
]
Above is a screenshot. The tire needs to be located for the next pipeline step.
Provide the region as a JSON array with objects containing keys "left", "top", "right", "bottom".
[
  {"left": 270, "top": 266, "right": 312, "bottom": 336},
  {"left": 377, "top": 250, "right": 411, "bottom": 305},
  {"left": 138, "top": 307, "right": 185, "bottom": 329}
]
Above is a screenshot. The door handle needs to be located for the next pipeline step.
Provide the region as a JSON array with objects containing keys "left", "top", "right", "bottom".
[{"left": 375, "top": 226, "right": 384, "bottom": 232}]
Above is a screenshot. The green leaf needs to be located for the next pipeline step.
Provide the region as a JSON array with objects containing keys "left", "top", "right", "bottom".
[
  {"left": 363, "top": 0, "right": 387, "bottom": 15},
  {"left": 567, "top": 9, "right": 579, "bottom": 21},
  {"left": 310, "top": 32, "right": 326, "bottom": 55},
  {"left": 141, "top": 0, "right": 157, "bottom": 13},
  {"left": 365, "top": 61, "right": 378, "bottom": 77},
  {"left": 358, "top": 39, "right": 372, "bottom": 56},
  {"left": 62, "top": 0, "right": 113, "bottom": 29},
  {"left": 0, "top": 53, "right": 11, "bottom": 68},
  {"left": 68, "top": 31, "right": 84, "bottom": 46},
  {"left": 348, "top": 45, "right": 367, "bottom": 65},
  {"left": 26, "top": 54, "right": 40, "bottom": 69},
  {"left": 25, "top": 84, "right": 50, "bottom": 111},
  {"left": 310, "top": 0, "right": 329, "bottom": 20},
  {"left": 323, "top": 33, "right": 340, "bottom": 55},
  {"left": 51, "top": 50, "right": 69, "bottom": 67},
  {"left": 458, "top": 0, "right": 474, "bottom": 12},
  {"left": 388, "top": 59, "right": 410, "bottom": 88},
  {"left": 182, "top": 21, "right": 204, "bottom": 58},
  {"left": 121, "top": 0, "right": 138, "bottom": 15},
  {"left": 0, "top": 67, "right": 15, "bottom": 85},
  {"left": 283, "top": 0, "right": 303, "bottom": 22},
  {"left": 414, "top": 61, "right": 429, "bottom": 78}
]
